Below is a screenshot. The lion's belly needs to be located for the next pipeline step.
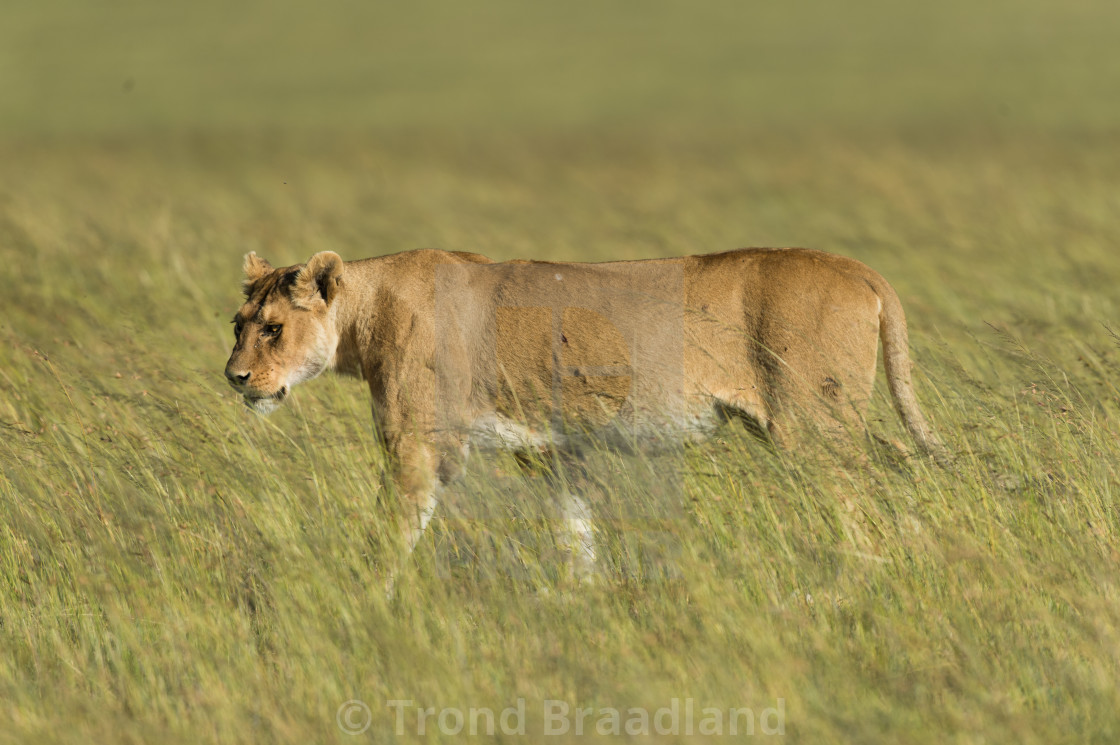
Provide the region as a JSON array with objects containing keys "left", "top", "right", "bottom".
[{"left": 464, "top": 398, "right": 727, "bottom": 454}]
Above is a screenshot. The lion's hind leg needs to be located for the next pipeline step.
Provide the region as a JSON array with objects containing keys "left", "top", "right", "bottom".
[
  {"left": 757, "top": 365, "right": 880, "bottom": 466},
  {"left": 710, "top": 391, "right": 776, "bottom": 447}
]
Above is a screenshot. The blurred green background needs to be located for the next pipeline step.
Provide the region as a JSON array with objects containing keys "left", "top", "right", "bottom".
[{"left": 4, "top": 0, "right": 1119, "bottom": 137}]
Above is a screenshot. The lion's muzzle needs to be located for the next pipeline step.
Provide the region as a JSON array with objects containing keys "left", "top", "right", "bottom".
[{"left": 225, "top": 363, "right": 288, "bottom": 414}]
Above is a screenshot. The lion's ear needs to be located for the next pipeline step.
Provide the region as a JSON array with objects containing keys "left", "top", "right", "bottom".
[
  {"left": 242, "top": 252, "right": 274, "bottom": 295},
  {"left": 293, "top": 251, "right": 343, "bottom": 308}
]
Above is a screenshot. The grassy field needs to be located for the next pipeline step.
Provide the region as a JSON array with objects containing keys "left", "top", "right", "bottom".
[{"left": 3, "top": 2, "right": 1120, "bottom": 743}]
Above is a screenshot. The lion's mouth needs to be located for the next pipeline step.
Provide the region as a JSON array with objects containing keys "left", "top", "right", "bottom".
[
  {"left": 245, "top": 385, "right": 286, "bottom": 401},
  {"left": 244, "top": 386, "right": 287, "bottom": 413}
]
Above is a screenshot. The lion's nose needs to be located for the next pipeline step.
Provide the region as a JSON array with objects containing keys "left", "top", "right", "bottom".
[{"left": 226, "top": 368, "right": 251, "bottom": 385}]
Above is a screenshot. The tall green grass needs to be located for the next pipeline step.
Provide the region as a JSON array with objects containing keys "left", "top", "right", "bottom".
[{"left": 3, "top": 1, "right": 1120, "bottom": 742}]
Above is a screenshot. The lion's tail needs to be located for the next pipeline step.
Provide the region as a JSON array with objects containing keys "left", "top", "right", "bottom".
[{"left": 872, "top": 276, "right": 947, "bottom": 460}]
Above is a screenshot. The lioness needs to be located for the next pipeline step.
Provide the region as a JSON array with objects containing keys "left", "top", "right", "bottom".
[{"left": 225, "top": 247, "right": 942, "bottom": 570}]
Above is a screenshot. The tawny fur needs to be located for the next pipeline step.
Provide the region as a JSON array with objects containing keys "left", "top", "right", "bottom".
[{"left": 225, "top": 247, "right": 943, "bottom": 549}]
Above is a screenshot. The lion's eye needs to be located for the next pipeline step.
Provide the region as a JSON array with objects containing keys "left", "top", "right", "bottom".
[{"left": 263, "top": 324, "right": 283, "bottom": 337}]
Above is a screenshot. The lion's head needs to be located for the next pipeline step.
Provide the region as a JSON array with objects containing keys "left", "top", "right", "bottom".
[{"left": 224, "top": 251, "right": 343, "bottom": 414}]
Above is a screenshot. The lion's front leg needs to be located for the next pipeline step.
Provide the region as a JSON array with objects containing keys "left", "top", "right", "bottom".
[
  {"left": 394, "top": 434, "right": 441, "bottom": 548},
  {"left": 378, "top": 431, "right": 441, "bottom": 551},
  {"left": 377, "top": 431, "right": 440, "bottom": 598},
  {"left": 556, "top": 491, "right": 598, "bottom": 583},
  {"left": 380, "top": 426, "right": 471, "bottom": 597}
]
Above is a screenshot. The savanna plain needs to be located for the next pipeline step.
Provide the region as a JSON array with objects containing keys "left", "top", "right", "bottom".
[{"left": 2, "top": 1, "right": 1120, "bottom": 742}]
